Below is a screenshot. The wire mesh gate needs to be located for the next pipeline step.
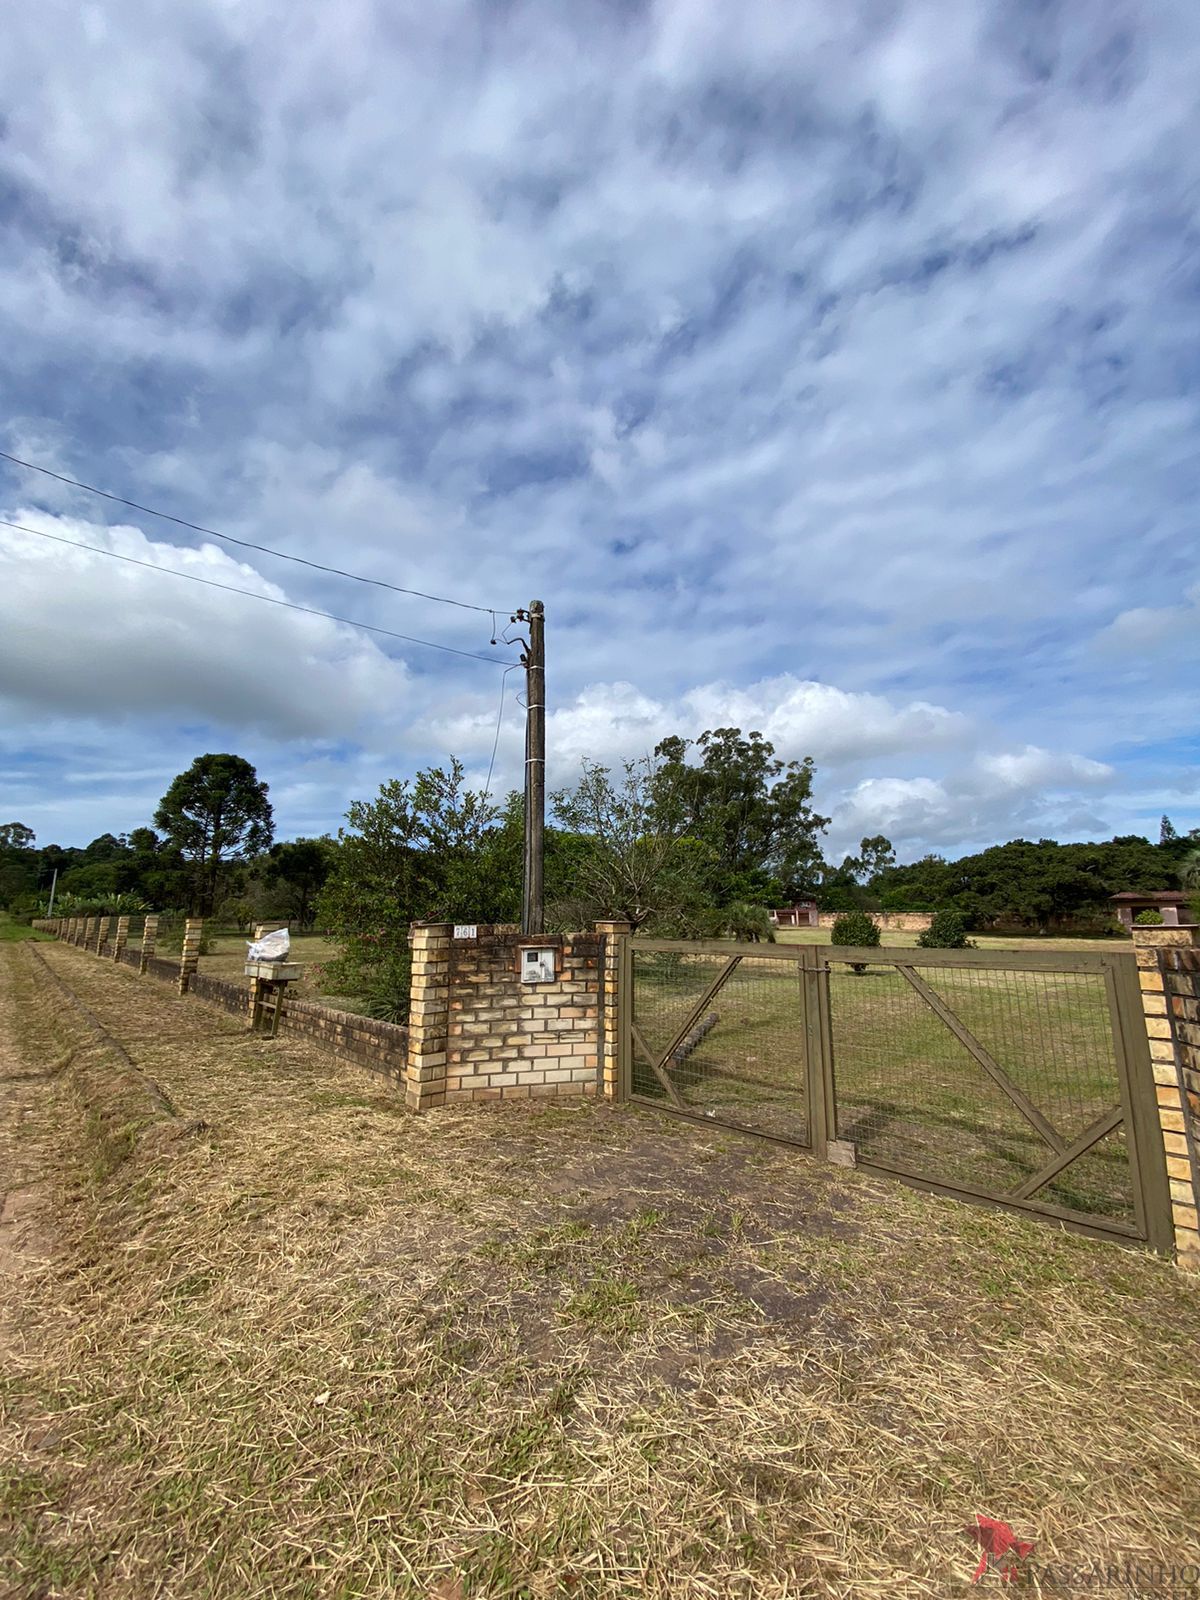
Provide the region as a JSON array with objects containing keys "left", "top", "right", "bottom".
[{"left": 622, "top": 939, "right": 1172, "bottom": 1249}]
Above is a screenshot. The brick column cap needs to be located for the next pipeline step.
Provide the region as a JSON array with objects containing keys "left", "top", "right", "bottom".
[{"left": 594, "top": 919, "right": 634, "bottom": 934}]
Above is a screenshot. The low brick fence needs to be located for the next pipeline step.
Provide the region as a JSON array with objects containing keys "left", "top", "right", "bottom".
[{"left": 34, "top": 916, "right": 409, "bottom": 1091}]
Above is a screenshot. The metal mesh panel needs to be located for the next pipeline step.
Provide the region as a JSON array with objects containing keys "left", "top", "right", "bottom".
[
  {"left": 631, "top": 950, "right": 809, "bottom": 1145},
  {"left": 829, "top": 959, "right": 1134, "bottom": 1223}
]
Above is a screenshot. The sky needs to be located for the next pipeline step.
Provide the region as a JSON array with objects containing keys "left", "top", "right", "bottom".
[{"left": 1, "top": 0, "right": 1198, "bottom": 863}]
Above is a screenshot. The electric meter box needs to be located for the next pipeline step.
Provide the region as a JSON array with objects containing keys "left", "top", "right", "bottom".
[{"left": 520, "top": 946, "right": 557, "bottom": 984}]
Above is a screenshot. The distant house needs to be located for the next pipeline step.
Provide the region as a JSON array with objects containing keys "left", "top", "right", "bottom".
[
  {"left": 769, "top": 901, "right": 819, "bottom": 928},
  {"left": 1110, "top": 890, "right": 1194, "bottom": 928}
]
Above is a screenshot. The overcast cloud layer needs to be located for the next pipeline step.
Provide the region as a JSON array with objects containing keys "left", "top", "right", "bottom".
[{"left": 1, "top": 0, "right": 1198, "bottom": 859}]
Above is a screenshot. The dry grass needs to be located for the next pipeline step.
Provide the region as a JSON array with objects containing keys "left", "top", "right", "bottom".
[{"left": 2, "top": 942, "right": 1199, "bottom": 1598}]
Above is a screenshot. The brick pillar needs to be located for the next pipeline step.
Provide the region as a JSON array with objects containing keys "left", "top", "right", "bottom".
[
  {"left": 83, "top": 916, "right": 96, "bottom": 949},
  {"left": 112, "top": 915, "right": 129, "bottom": 962},
  {"left": 404, "top": 922, "right": 452, "bottom": 1112},
  {"left": 179, "top": 918, "right": 203, "bottom": 995},
  {"left": 139, "top": 915, "right": 159, "bottom": 974},
  {"left": 65, "top": 918, "right": 74, "bottom": 943},
  {"left": 595, "top": 919, "right": 633, "bottom": 1101},
  {"left": 95, "top": 915, "right": 110, "bottom": 953},
  {"left": 1133, "top": 926, "right": 1200, "bottom": 1273}
]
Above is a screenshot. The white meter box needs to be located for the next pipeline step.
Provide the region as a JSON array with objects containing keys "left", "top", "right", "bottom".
[{"left": 520, "top": 946, "right": 557, "bottom": 984}]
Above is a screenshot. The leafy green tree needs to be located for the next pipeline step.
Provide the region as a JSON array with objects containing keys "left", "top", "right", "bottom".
[
  {"left": 265, "top": 837, "right": 337, "bottom": 929},
  {"left": 550, "top": 757, "right": 714, "bottom": 930},
  {"left": 317, "top": 760, "right": 499, "bottom": 1014},
  {"left": 652, "top": 727, "right": 828, "bottom": 899},
  {"left": 0, "top": 822, "right": 38, "bottom": 909},
  {"left": 154, "top": 754, "right": 274, "bottom": 915}
]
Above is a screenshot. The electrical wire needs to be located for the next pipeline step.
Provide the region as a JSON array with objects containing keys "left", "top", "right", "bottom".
[
  {"left": 0, "top": 447, "right": 505, "bottom": 615},
  {"left": 0, "top": 517, "right": 517, "bottom": 667},
  {"left": 483, "top": 664, "right": 520, "bottom": 803}
]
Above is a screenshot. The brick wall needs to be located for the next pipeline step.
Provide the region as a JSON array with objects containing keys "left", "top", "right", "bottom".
[
  {"left": 816, "top": 911, "right": 933, "bottom": 932},
  {"left": 406, "top": 922, "right": 603, "bottom": 1109}
]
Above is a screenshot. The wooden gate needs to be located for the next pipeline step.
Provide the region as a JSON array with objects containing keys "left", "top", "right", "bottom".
[{"left": 621, "top": 939, "right": 1172, "bottom": 1250}]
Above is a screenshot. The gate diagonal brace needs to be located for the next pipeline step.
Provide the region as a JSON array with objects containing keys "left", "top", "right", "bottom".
[
  {"left": 1010, "top": 1104, "right": 1124, "bottom": 1201},
  {"left": 894, "top": 965, "right": 1068, "bottom": 1156},
  {"left": 654, "top": 956, "right": 742, "bottom": 1076},
  {"left": 631, "top": 1020, "right": 685, "bottom": 1107}
]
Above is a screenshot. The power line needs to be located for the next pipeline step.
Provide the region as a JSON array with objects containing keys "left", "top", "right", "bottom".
[
  {"left": 0, "top": 517, "right": 516, "bottom": 668},
  {"left": 0, "top": 447, "right": 504, "bottom": 616},
  {"left": 484, "top": 664, "right": 520, "bottom": 803}
]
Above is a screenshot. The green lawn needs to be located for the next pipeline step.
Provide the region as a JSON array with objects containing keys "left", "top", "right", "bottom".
[
  {"left": 631, "top": 946, "right": 1135, "bottom": 1226},
  {"left": 196, "top": 934, "right": 370, "bottom": 1014},
  {"left": 0, "top": 915, "right": 52, "bottom": 943}
]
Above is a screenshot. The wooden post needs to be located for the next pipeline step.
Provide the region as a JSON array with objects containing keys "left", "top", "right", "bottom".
[
  {"left": 112, "top": 915, "right": 129, "bottom": 962},
  {"left": 140, "top": 915, "right": 159, "bottom": 974},
  {"left": 179, "top": 918, "right": 202, "bottom": 995},
  {"left": 246, "top": 924, "right": 269, "bottom": 1022},
  {"left": 521, "top": 599, "right": 545, "bottom": 936}
]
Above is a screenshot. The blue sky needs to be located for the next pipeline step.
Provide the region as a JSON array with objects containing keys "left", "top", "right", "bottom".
[{"left": 1, "top": 0, "right": 1198, "bottom": 860}]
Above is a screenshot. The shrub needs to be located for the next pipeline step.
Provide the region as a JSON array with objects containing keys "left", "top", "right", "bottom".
[
  {"left": 1133, "top": 909, "right": 1164, "bottom": 926},
  {"left": 332, "top": 947, "right": 412, "bottom": 1024},
  {"left": 830, "top": 910, "right": 881, "bottom": 948},
  {"left": 917, "top": 910, "right": 972, "bottom": 949},
  {"left": 830, "top": 910, "right": 880, "bottom": 973}
]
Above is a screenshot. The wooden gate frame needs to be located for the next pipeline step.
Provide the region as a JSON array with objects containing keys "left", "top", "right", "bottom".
[{"left": 619, "top": 938, "right": 1173, "bottom": 1251}]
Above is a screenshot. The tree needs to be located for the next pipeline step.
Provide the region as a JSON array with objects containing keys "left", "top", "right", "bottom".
[
  {"left": 652, "top": 727, "right": 828, "bottom": 899},
  {"left": 265, "top": 838, "right": 337, "bottom": 929},
  {"left": 154, "top": 754, "right": 274, "bottom": 915},
  {"left": 0, "top": 822, "right": 35, "bottom": 851},
  {"left": 317, "top": 760, "right": 500, "bottom": 1015},
  {"left": 551, "top": 757, "right": 712, "bottom": 930}
]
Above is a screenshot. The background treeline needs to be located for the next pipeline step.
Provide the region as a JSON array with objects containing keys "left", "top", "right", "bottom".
[{"left": 4, "top": 735, "right": 1198, "bottom": 1018}]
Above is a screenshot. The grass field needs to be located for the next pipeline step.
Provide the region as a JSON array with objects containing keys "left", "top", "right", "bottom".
[
  {"left": 0, "top": 916, "right": 52, "bottom": 945},
  {"left": 632, "top": 946, "right": 1134, "bottom": 1224},
  {"left": 196, "top": 934, "right": 370, "bottom": 1015},
  {"left": 2, "top": 939, "right": 1198, "bottom": 1598}
]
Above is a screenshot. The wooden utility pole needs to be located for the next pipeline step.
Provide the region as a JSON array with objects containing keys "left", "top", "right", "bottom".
[{"left": 520, "top": 599, "right": 545, "bottom": 935}]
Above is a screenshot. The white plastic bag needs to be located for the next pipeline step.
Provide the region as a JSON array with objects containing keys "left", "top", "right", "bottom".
[{"left": 247, "top": 927, "right": 290, "bottom": 963}]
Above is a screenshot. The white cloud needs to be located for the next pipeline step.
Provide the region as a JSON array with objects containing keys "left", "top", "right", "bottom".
[
  {"left": 0, "top": 513, "right": 410, "bottom": 738},
  {"left": 0, "top": 0, "right": 1198, "bottom": 854}
]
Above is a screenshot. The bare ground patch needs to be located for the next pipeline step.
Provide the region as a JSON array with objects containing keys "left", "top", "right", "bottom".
[{"left": 0, "top": 942, "right": 1198, "bottom": 1598}]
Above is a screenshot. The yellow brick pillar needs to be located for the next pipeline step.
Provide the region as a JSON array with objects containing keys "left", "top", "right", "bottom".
[
  {"left": 404, "top": 922, "right": 452, "bottom": 1112},
  {"left": 112, "top": 915, "right": 130, "bottom": 963},
  {"left": 179, "top": 918, "right": 203, "bottom": 995},
  {"left": 83, "top": 916, "right": 96, "bottom": 950},
  {"left": 139, "top": 915, "right": 159, "bottom": 974},
  {"left": 1133, "top": 925, "right": 1200, "bottom": 1273},
  {"left": 95, "top": 914, "right": 110, "bottom": 954},
  {"left": 595, "top": 919, "right": 633, "bottom": 1101}
]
